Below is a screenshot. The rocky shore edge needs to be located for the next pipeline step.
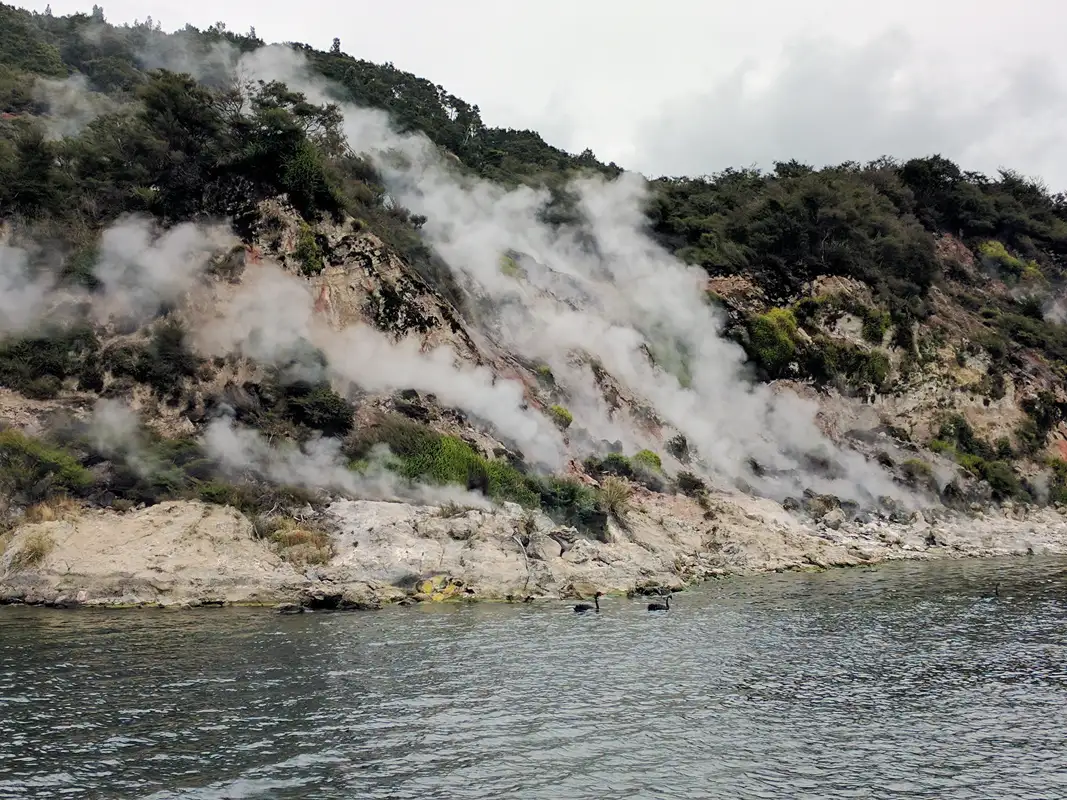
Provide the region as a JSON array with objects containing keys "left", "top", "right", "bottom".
[{"left": 2, "top": 492, "right": 1066, "bottom": 612}]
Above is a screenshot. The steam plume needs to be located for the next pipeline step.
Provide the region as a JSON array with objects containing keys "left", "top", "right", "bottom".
[
  {"left": 194, "top": 262, "right": 565, "bottom": 468},
  {"left": 202, "top": 414, "right": 494, "bottom": 508},
  {"left": 0, "top": 240, "right": 55, "bottom": 337},
  {"left": 225, "top": 45, "right": 911, "bottom": 505}
]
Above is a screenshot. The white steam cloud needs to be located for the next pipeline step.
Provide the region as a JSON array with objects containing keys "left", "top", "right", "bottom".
[
  {"left": 203, "top": 414, "right": 494, "bottom": 508},
  {"left": 225, "top": 44, "right": 911, "bottom": 506},
  {"left": 0, "top": 215, "right": 236, "bottom": 338},
  {"left": 87, "top": 399, "right": 493, "bottom": 508},
  {"left": 91, "top": 216, "right": 237, "bottom": 323},
  {"left": 194, "top": 262, "right": 565, "bottom": 468},
  {"left": 3, "top": 38, "right": 920, "bottom": 511},
  {"left": 32, "top": 73, "right": 120, "bottom": 141},
  {"left": 0, "top": 240, "right": 55, "bottom": 337},
  {"left": 87, "top": 398, "right": 156, "bottom": 477}
]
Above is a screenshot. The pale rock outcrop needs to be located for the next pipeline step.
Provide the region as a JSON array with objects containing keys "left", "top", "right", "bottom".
[{"left": 3, "top": 491, "right": 1066, "bottom": 609}]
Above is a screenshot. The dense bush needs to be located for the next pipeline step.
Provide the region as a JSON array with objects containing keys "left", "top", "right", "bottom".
[
  {"left": 1016, "top": 391, "right": 1067, "bottom": 455},
  {"left": 747, "top": 307, "right": 798, "bottom": 376},
  {"left": 0, "top": 428, "right": 94, "bottom": 504},
  {"left": 900, "top": 458, "right": 937, "bottom": 491},
  {"left": 802, "top": 336, "right": 891, "bottom": 391},
  {"left": 131, "top": 321, "right": 202, "bottom": 400},
  {"left": 0, "top": 327, "right": 100, "bottom": 396},
  {"left": 632, "top": 449, "right": 662, "bottom": 471},
  {"left": 859, "top": 306, "right": 892, "bottom": 344},
  {"left": 281, "top": 381, "right": 354, "bottom": 437},
  {"left": 293, "top": 221, "right": 324, "bottom": 275},
  {"left": 1047, "top": 459, "right": 1067, "bottom": 505},
  {"left": 349, "top": 415, "right": 607, "bottom": 531},
  {"left": 547, "top": 404, "right": 573, "bottom": 430},
  {"left": 925, "top": 413, "right": 1031, "bottom": 502}
]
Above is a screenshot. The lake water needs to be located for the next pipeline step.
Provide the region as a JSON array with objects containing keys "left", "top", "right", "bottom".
[{"left": 2, "top": 556, "right": 1066, "bottom": 799}]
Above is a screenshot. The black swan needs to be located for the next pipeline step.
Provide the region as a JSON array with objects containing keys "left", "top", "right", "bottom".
[
  {"left": 647, "top": 593, "right": 671, "bottom": 612},
  {"left": 574, "top": 592, "right": 603, "bottom": 613}
]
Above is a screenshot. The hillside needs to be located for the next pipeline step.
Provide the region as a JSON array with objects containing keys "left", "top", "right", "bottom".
[{"left": 3, "top": 4, "right": 1067, "bottom": 606}]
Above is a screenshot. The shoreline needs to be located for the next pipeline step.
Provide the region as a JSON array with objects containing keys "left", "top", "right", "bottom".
[{"left": 2, "top": 494, "right": 1066, "bottom": 612}]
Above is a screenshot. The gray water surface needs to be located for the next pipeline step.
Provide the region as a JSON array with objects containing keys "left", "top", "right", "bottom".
[{"left": 2, "top": 557, "right": 1066, "bottom": 799}]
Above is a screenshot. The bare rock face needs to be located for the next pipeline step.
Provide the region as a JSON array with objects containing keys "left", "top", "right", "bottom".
[
  {"left": 822, "top": 507, "right": 846, "bottom": 530},
  {"left": 0, "top": 501, "right": 303, "bottom": 607},
  {"left": 3, "top": 493, "right": 1067, "bottom": 609}
]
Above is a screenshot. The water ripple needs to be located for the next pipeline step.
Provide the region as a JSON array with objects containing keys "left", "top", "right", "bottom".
[{"left": 1, "top": 556, "right": 1066, "bottom": 798}]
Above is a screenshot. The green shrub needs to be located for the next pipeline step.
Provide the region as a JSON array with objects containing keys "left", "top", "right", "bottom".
[
  {"left": 850, "top": 350, "right": 891, "bottom": 387},
  {"left": 978, "top": 240, "right": 1029, "bottom": 280},
  {"left": 1016, "top": 419, "right": 1045, "bottom": 456},
  {"left": 632, "top": 449, "right": 662, "bottom": 471},
  {"left": 901, "top": 458, "right": 937, "bottom": 490},
  {"left": 197, "top": 480, "right": 321, "bottom": 515},
  {"left": 956, "top": 453, "right": 986, "bottom": 478},
  {"left": 1021, "top": 262, "right": 1046, "bottom": 284},
  {"left": 281, "top": 140, "right": 341, "bottom": 220},
  {"left": 584, "top": 452, "right": 633, "bottom": 478},
  {"left": 548, "top": 404, "right": 573, "bottom": 430},
  {"left": 666, "top": 433, "right": 690, "bottom": 463},
  {"left": 527, "top": 474, "right": 606, "bottom": 533},
  {"left": 803, "top": 337, "right": 891, "bottom": 391},
  {"left": 353, "top": 416, "right": 538, "bottom": 506},
  {"left": 282, "top": 381, "right": 354, "bottom": 437},
  {"left": 23, "top": 375, "right": 63, "bottom": 399},
  {"left": 747, "top": 307, "right": 798, "bottom": 376},
  {"left": 860, "top": 307, "right": 891, "bottom": 343},
  {"left": 535, "top": 364, "right": 555, "bottom": 385},
  {"left": 0, "top": 328, "right": 100, "bottom": 395},
  {"left": 60, "top": 246, "right": 102, "bottom": 290},
  {"left": 975, "top": 329, "right": 1007, "bottom": 361},
  {"left": 598, "top": 476, "right": 632, "bottom": 521},
  {"left": 676, "top": 470, "right": 707, "bottom": 497},
  {"left": 1047, "top": 459, "right": 1067, "bottom": 505},
  {"left": 1016, "top": 391, "right": 1067, "bottom": 455},
  {"left": 0, "top": 430, "right": 93, "bottom": 503},
  {"left": 499, "top": 253, "right": 523, "bottom": 278},
  {"left": 351, "top": 415, "right": 607, "bottom": 532},
  {"left": 982, "top": 460, "right": 1024, "bottom": 501},
  {"left": 294, "top": 222, "right": 324, "bottom": 276},
  {"left": 132, "top": 321, "right": 201, "bottom": 399},
  {"left": 937, "top": 413, "right": 993, "bottom": 459}
]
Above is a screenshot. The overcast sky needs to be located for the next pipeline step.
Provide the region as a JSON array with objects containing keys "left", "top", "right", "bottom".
[{"left": 26, "top": 0, "right": 1067, "bottom": 189}]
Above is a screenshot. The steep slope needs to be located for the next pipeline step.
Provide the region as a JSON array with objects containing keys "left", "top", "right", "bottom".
[{"left": 3, "top": 4, "right": 1067, "bottom": 606}]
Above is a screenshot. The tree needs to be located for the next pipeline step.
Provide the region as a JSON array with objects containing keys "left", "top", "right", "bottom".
[{"left": 330, "top": 37, "right": 341, "bottom": 55}]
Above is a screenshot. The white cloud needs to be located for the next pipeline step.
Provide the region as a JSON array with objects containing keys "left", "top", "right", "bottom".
[
  {"left": 631, "top": 30, "right": 1067, "bottom": 189},
  {"left": 26, "top": 0, "right": 1067, "bottom": 187}
]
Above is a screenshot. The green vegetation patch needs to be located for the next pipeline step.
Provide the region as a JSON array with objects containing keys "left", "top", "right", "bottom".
[
  {"left": 0, "top": 429, "right": 94, "bottom": 504},
  {"left": 294, "top": 221, "right": 324, "bottom": 275},
  {"left": 350, "top": 415, "right": 606, "bottom": 532},
  {"left": 746, "top": 307, "right": 798, "bottom": 377},
  {"left": 0, "top": 326, "right": 100, "bottom": 398},
  {"left": 548, "top": 404, "right": 573, "bottom": 430}
]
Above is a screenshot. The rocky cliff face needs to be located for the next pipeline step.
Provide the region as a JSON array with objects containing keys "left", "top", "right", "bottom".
[{"left": 4, "top": 192, "right": 1067, "bottom": 608}]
